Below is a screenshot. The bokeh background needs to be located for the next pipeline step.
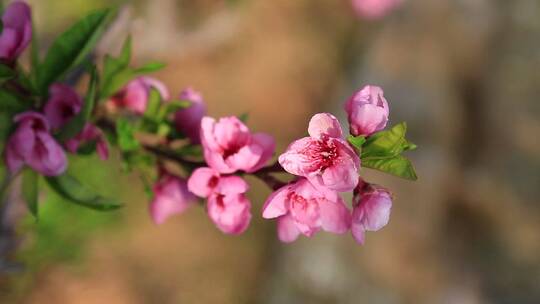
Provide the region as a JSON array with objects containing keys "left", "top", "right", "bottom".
[{"left": 1, "top": 0, "right": 540, "bottom": 303}]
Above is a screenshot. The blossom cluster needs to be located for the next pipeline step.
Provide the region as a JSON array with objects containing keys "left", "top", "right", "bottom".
[{"left": 1, "top": 1, "right": 416, "bottom": 246}]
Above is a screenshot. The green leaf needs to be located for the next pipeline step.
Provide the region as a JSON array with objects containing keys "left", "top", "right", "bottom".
[
  {"left": 239, "top": 112, "right": 249, "bottom": 123},
  {"left": 45, "top": 174, "right": 122, "bottom": 211},
  {"left": 56, "top": 67, "right": 98, "bottom": 141},
  {"left": 362, "top": 155, "right": 418, "bottom": 181},
  {"left": 102, "top": 35, "right": 132, "bottom": 93},
  {"left": 0, "top": 89, "right": 29, "bottom": 112},
  {"left": 132, "top": 61, "right": 166, "bottom": 74},
  {"left": 144, "top": 88, "right": 162, "bottom": 120},
  {"left": 347, "top": 135, "right": 366, "bottom": 152},
  {"left": 116, "top": 118, "right": 140, "bottom": 152},
  {"left": 0, "top": 64, "right": 15, "bottom": 83},
  {"left": 22, "top": 169, "right": 39, "bottom": 218},
  {"left": 361, "top": 122, "right": 408, "bottom": 159},
  {"left": 37, "top": 8, "right": 117, "bottom": 93}
]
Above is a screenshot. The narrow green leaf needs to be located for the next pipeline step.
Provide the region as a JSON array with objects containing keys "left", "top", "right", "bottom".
[
  {"left": 102, "top": 35, "right": 132, "bottom": 93},
  {"left": 132, "top": 61, "right": 166, "bottom": 74},
  {"left": 37, "top": 8, "right": 117, "bottom": 93},
  {"left": 144, "top": 88, "right": 161, "bottom": 120},
  {"left": 347, "top": 135, "right": 366, "bottom": 152},
  {"left": 0, "top": 64, "right": 15, "bottom": 82},
  {"left": 56, "top": 67, "right": 98, "bottom": 141},
  {"left": 363, "top": 155, "right": 418, "bottom": 181},
  {"left": 22, "top": 169, "right": 39, "bottom": 217},
  {"left": 45, "top": 174, "right": 122, "bottom": 211},
  {"left": 116, "top": 118, "right": 140, "bottom": 151}
]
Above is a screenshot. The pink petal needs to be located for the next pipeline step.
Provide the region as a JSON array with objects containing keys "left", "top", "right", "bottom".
[
  {"left": 203, "top": 148, "right": 234, "bottom": 174},
  {"left": 0, "top": 1, "right": 31, "bottom": 59},
  {"left": 278, "top": 137, "right": 320, "bottom": 176},
  {"left": 213, "top": 116, "right": 250, "bottom": 150},
  {"left": 207, "top": 194, "right": 251, "bottom": 235},
  {"left": 96, "top": 139, "right": 109, "bottom": 160},
  {"left": 247, "top": 133, "right": 276, "bottom": 173},
  {"left": 200, "top": 116, "right": 221, "bottom": 151},
  {"left": 215, "top": 175, "right": 249, "bottom": 195},
  {"left": 349, "top": 103, "right": 388, "bottom": 136},
  {"left": 225, "top": 144, "right": 263, "bottom": 172},
  {"left": 277, "top": 214, "right": 301, "bottom": 243},
  {"left": 27, "top": 131, "right": 67, "bottom": 176},
  {"left": 308, "top": 113, "right": 343, "bottom": 139},
  {"left": 351, "top": 223, "right": 366, "bottom": 245},
  {"left": 150, "top": 176, "right": 195, "bottom": 225},
  {"left": 141, "top": 76, "right": 170, "bottom": 100},
  {"left": 262, "top": 185, "right": 290, "bottom": 219},
  {"left": 187, "top": 167, "right": 217, "bottom": 198},
  {"left": 318, "top": 197, "right": 351, "bottom": 234}
]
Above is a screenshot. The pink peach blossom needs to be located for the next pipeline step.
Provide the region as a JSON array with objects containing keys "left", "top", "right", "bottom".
[
  {"left": 174, "top": 87, "right": 206, "bottom": 143},
  {"left": 207, "top": 193, "right": 251, "bottom": 235},
  {"left": 43, "top": 83, "right": 82, "bottom": 129},
  {"left": 262, "top": 178, "right": 351, "bottom": 243},
  {"left": 345, "top": 85, "right": 389, "bottom": 136},
  {"left": 0, "top": 1, "right": 32, "bottom": 60},
  {"left": 188, "top": 167, "right": 252, "bottom": 234},
  {"left": 200, "top": 116, "right": 275, "bottom": 174},
  {"left": 278, "top": 113, "right": 360, "bottom": 192},
  {"left": 64, "top": 123, "right": 109, "bottom": 160},
  {"left": 149, "top": 174, "right": 196, "bottom": 225},
  {"left": 351, "top": 0, "right": 403, "bottom": 20},
  {"left": 108, "top": 76, "right": 169, "bottom": 114},
  {"left": 351, "top": 183, "right": 392, "bottom": 245},
  {"left": 4, "top": 112, "right": 67, "bottom": 176}
]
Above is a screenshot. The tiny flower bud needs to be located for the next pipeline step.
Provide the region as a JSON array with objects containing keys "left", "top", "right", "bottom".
[
  {"left": 43, "top": 83, "right": 82, "bottom": 129},
  {"left": 64, "top": 123, "right": 109, "bottom": 160},
  {"left": 351, "top": 183, "right": 392, "bottom": 245},
  {"left": 149, "top": 174, "right": 196, "bottom": 225},
  {"left": 345, "top": 85, "right": 390, "bottom": 136},
  {"left": 351, "top": 0, "right": 403, "bottom": 20},
  {"left": 174, "top": 87, "right": 206, "bottom": 144},
  {"left": 108, "top": 77, "right": 169, "bottom": 114},
  {"left": 5, "top": 112, "right": 67, "bottom": 176},
  {"left": 0, "top": 1, "right": 32, "bottom": 61}
]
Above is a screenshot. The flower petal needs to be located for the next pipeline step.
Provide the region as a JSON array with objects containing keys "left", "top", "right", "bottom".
[
  {"left": 308, "top": 113, "right": 343, "bottom": 139},
  {"left": 187, "top": 167, "right": 217, "bottom": 198},
  {"left": 277, "top": 214, "right": 301, "bottom": 243}
]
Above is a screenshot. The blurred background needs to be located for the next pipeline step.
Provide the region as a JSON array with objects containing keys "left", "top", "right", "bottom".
[{"left": 1, "top": 0, "right": 540, "bottom": 303}]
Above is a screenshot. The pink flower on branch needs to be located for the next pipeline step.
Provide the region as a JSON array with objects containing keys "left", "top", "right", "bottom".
[
  {"left": 351, "top": 182, "right": 392, "bottom": 245},
  {"left": 188, "top": 167, "right": 252, "bottom": 234},
  {"left": 4, "top": 112, "right": 67, "bottom": 176},
  {"left": 262, "top": 178, "right": 351, "bottom": 243},
  {"left": 201, "top": 116, "right": 275, "bottom": 174},
  {"left": 149, "top": 174, "right": 196, "bottom": 225},
  {"left": 0, "top": 1, "right": 32, "bottom": 61},
  {"left": 174, "top": 87, "right": 206, "bottom": 144},
  {"left": 351, "top": 0, "right": 403, "bottom": 20},
  {"left": 108, "top": 76, "right": 169, "bottom": 114},
  {"left": 345, "top": 85, "right": 389, "bottom": 136},
  {"left": 278, "top": 113, "right": 360, "bottom": 192},
  {"left": 64, "top": 123, "right": 109, "bottom": 160},
  {"left": 43, "top": 83, "right": 83, "bottom": 129}
]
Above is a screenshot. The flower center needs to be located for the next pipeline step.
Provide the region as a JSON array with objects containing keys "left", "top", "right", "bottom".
[{"left": 304, "top": 138, "right": 338, "bottom": 171}]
